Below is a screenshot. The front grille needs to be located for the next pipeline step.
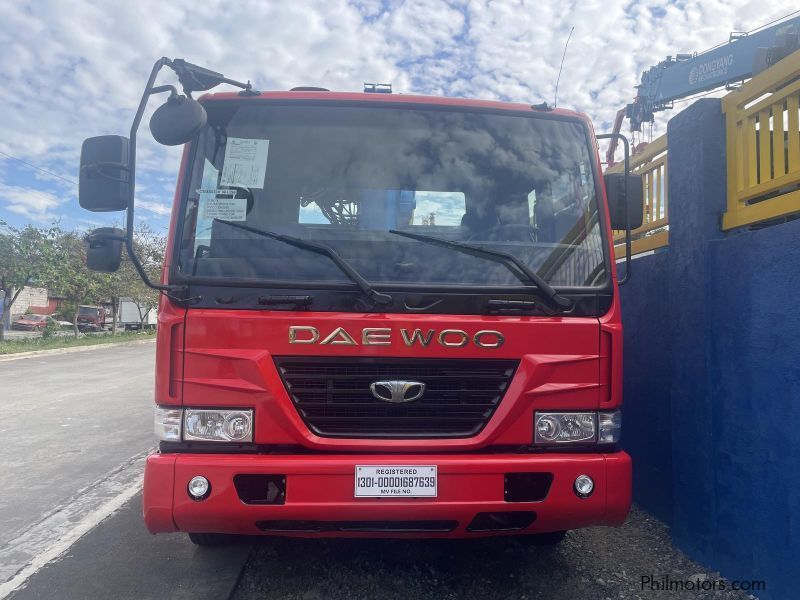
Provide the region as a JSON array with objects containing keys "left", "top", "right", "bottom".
[{"left": 274, "top": 357, "right": 519, "bottom": 438}]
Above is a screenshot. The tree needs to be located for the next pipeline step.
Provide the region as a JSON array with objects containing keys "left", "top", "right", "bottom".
[
  {"left": 96, "top": 250, "right": 138, "bottom": 335},
  {"left": 94, "top": 223, "right": 166, "bottom": 333},
  {"left": 128, "top": 224, "right": 165, "bottom": 328},
  {"left": 0, "top": 221, "right": 58, "bottom": 341},
  {"left": 45, "top": 230, "right": 106, "bottom": 338}
]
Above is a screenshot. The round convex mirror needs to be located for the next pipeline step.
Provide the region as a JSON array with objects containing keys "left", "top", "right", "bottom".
[{"left": 149, "top": 96, "right": 207, "bottom": 146}]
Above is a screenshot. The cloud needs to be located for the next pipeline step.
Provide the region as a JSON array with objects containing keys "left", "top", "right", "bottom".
[
  {"left": 0, "top": 183, "right": 65, "bottom": 222},
  {"left": 1, "top": 0, "right": 798, "bottom": 226},
  {"left": 136, "top": 199, "right": 172, "bottom": 217}
]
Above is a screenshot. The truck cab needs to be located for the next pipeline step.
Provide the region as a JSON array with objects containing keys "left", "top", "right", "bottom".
[
  {"left": 78, "top": 61, "right": 637, "bottom": 544},
  {"left": 76, "top": 305, "right": 108, "bottom": 331}
]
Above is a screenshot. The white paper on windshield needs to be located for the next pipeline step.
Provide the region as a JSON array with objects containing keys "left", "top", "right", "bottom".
[
  {"left": 195, "top": 160, "right": 220, "bottom": 251},
  {"left": 201, "top": 196, "right": 247, "bottom": 221},
  {"left": 220, "top": 138, "right": 269, "bottom": 188}
]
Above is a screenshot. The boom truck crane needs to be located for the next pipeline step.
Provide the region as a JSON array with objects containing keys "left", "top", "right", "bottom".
[{"left": 607, "top": 13, "right": 800, "bottom": 165}]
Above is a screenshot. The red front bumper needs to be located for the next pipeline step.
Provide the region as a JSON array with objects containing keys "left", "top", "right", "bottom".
[{"left": 144, "top": 451, "right": 631, "bottom": 538}]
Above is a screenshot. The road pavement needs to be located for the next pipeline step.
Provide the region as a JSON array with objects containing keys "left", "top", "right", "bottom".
[
  {"left": 0, "top": 342, "right": 155, "bottom": 548},
  {"left": 8, "top": 494, "right": 251, "bottom": 600}
]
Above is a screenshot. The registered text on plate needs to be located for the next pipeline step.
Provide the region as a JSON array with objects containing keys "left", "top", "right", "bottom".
[{"left": 354, "top": 465, "right": 437, "bottom": 498}]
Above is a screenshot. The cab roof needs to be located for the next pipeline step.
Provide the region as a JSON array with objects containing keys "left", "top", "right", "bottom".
[{"left": 197, "top": 90, "right": 589, "bottom": 123}]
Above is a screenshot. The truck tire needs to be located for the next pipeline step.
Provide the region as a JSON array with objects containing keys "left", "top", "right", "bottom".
[
  {"left": 187, "top": 532, "right": 238, "bottom": 547},
  {"left": 519, "top": 530, "right": 567, "bottom": 546}
]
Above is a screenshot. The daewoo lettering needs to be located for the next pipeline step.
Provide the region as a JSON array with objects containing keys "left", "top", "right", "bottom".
[{"left": 289, "top": 326, "right": 505, "bottom": 348}]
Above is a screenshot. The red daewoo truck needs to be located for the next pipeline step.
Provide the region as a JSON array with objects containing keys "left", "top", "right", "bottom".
[{"left": 79, "top": 59, "right": 642, "bottom": 546}]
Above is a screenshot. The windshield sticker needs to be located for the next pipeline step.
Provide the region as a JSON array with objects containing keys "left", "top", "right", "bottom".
[
  {"left": 201, "top": 196, "right": 247, "bottom": 221},
  {"left": 195, "top": 160, "right": 220, "bottom": 251},
  {"left": 220, "top": 138, "right": 269, "bottom": 188},
  {"left": 196, "top": 188, "right": 236, "bottom": 196}
]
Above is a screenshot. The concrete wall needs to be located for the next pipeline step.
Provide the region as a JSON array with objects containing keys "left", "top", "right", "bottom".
[
  {"left": 9, "top": 287, "right": 49, "bottom": 318},
  {"left": 621, "top": 98, "right": 800, "bottom": 600},
  {"left": 705, "top": 222, "right": 800, "bottom": 594},
  {"left": 1, "top": 287, "right": 50, "bottom": 330},
  {"left": 620, "top": 251, "right": 672, "bottom": 524}
]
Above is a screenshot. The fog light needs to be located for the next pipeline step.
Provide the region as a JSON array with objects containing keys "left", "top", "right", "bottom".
[
  {"left": 188, "top": 476, "right": 210, "bottom": 500},
  {"left": 574, "top": 474, "right": 594, "bottom": 498}
]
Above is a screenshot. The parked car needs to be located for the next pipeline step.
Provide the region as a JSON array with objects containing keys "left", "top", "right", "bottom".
[{"left": 12, "top": 314, "right": 50, "bottom": 330}]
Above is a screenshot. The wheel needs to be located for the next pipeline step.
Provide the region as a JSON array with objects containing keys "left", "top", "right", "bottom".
[
  {"left": 518, "top": 530, "right": 567, "bottom": 546},
  {"left": 187, "top": 532, "right": 238, "bottom": 547}
]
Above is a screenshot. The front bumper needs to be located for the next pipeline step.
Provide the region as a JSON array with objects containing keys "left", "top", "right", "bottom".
[{"left": 144, "top": 451, "right": 631, "bottom": 538}]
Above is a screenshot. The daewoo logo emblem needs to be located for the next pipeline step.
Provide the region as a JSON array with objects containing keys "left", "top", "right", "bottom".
[{"left": 369, "top": 380, "right": 426, "bottom": 404}]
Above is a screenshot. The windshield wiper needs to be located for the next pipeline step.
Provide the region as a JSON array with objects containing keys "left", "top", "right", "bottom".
[
  {"left": 388, "top": 229, "right": 572, "bottom": 311},
  {"left": 215, "top": 220, "right": 392, "bottom": 308}
]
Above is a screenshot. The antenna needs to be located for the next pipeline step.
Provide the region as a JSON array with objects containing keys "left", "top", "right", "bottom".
[{"left": 553, "top": 26, "right": 575, "bottom": 108}]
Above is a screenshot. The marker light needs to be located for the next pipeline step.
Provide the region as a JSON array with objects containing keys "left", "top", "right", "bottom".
[
  {"left": 154, "top": 406, "right": 182, "bottom": 441},
  {"left": 598, "top": 409, "right": 622, "bottom": 443},
  {"left": 188, "top": 475, "right": 210, "bottom": 500}
]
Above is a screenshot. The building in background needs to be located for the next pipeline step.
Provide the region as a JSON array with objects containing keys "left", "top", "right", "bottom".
[{"left": 0, "top": 287, "right": 63, "bottom": 330}]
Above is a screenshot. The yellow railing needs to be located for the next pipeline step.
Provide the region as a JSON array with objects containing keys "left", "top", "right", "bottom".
[
  {"left": 607, "top": 134, "right": 669, "bottom": 258},
  {"left": 722, "top": 48, "right": 800, "bottom": 230}
]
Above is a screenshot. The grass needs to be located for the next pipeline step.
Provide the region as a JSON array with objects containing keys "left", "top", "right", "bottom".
[{"left": 0, "top": 329, "right": 156, "bottom": 355}]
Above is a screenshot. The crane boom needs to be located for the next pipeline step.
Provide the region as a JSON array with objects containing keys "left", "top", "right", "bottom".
[
  {"left": 607, "top": 14, "right": 800, "bottom": 165},
  {"left": 630, "top": 15, "right": 800, "bottom": 132}
]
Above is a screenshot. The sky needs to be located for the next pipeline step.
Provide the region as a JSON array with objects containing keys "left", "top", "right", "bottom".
[{"left": 0, "top": 0, "right": 797, "bottom": 232}]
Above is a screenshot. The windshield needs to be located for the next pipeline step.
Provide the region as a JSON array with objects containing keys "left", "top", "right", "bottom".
[
  {"left": 177, "top": 103, "right": 607, "bottom": 289},
  {"left": 78, "top": 307, "right": 99, "bottom": 317}
]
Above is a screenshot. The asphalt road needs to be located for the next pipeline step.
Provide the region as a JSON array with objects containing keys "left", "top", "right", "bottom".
[
  {"left": 0, "top": 342, "right": 155, "bottom": 548},
  {"left": 0, "top": 342, "right": 757, "bottom": 600},
  {"left": 233, "top": 509, "right": 757, "bottom": 600}
]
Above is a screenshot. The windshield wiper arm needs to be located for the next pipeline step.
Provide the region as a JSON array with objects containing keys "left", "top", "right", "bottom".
[
  {"left": 388, "top": 229, "right": 572, "bottom": 311},
  {"left": 215, "top": 220, "right": 392, "bottom": 308}
]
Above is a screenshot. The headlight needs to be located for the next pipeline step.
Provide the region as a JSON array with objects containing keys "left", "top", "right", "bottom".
[
  {"left": 184, "top": 409, "right": 253, "bottom": 442},
  {"left": 154, "top": 406, "right": 182, "bottom": 441},
  {"left": 534, "top": 410, "right": 622, "bottom": 445},
  {"left": 598, "top": 409, "right": 622, "bottom": 443},
  {"left": 534, "top": 412, "right": 596, "bottom": 444}
]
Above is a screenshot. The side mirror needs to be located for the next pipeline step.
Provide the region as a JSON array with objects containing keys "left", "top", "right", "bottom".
[
  {"left": 79, "top": 136, "right": 130, "bottom": 212},
  {"left": 604, "top": 173, "right": 644, "bottom": 230},
  {"left": 149, "top": 95, "right": 207, "bottom": 146},
  {"left": 86, "top": 227, "right": 125, "bottom": 272}
]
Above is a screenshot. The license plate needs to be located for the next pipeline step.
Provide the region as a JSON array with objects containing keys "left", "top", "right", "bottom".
[{"left": 355, "top": 465, "right": 437, "bottom": 498}]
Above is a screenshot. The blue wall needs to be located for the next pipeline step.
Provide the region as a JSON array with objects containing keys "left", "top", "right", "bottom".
[
  {"left": 621, "top": 99, "right": 800, "bottom": 600},
  {"left": 620, "top": 251, "right": 672, "bottom": 524},
  {"left": 705, "top": 222, "right": 800, "bottom": 594}
]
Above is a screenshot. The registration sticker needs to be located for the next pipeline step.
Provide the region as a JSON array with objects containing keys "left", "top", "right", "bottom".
[{"left": 355, "top": 465, "right": 437, "bottom": 498}]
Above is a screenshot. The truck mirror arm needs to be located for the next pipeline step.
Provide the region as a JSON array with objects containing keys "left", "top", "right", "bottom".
[
  {"left": 122, "top": 58, "right": 185, "bottom": 298},
  {"left": 121, "top": 58, "right": 256, "bottom": 304},
  {"left": 596, "top": 133, "right": 632, "bottom": 285}
]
